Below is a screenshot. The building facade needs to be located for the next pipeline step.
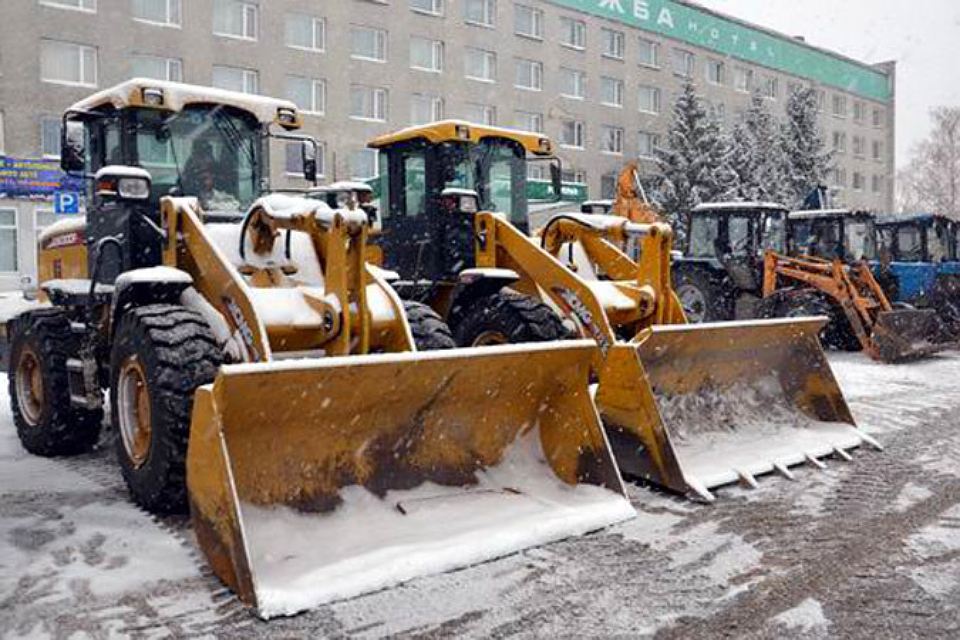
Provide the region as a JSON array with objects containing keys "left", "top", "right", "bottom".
[{"left": 0, "top": 0, "right": 896, "bottom": 290}]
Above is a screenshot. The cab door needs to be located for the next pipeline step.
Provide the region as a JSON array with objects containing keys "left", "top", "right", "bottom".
[
  {"left": 376, "top": 142, "right": 437, "bottom": 281},
  {"left": 719, "top": 213, "right": 760, "bottom": 292}
]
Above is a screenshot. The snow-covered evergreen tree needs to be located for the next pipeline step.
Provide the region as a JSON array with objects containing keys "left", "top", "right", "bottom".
[
  {"left": 728, "top": 91, "right": 789, "bottom": 203},
  {"left": 652, "top": 82, "right": 735, "bottom": 228},
  {"left": 781, "top": 86, "right": 833, "bottom": 206}
]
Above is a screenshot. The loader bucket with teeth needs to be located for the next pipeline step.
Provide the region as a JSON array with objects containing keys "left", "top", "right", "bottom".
[
  {"left": 187, "top": 341, "right": 633, "bottom": 618},
  {"left": 596, "top": 317, "right": 881, "bottom": 501}
]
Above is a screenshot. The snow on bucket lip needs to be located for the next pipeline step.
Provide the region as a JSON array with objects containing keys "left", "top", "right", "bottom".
[{"left": 238, "top": 429, "right": 635, "bottom": 619}]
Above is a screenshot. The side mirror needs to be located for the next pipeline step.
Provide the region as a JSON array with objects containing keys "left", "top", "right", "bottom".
[
  {"left": 301, "top": 140, "right": 318, "bottom": 184},
  {"left": 61, "top": 120, "right": 86, "bottom": 174},
  {"left": 549, "top": 159, "right": 562, "bottom": 203}
]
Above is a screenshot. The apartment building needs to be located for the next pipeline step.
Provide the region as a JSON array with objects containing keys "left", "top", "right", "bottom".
[{"left": 0, "top": 0, "right": 896, "bottom": 290}]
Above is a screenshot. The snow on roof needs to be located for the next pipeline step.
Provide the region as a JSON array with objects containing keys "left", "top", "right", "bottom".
[
  {"left": 311, "top": 181, "right": 374, "bottom": 193},
  {"left": 874, "top": 212, "right": 941, "bottom": 225},
  {"left": 787, "top": 209, "right": 869, "bottom": 220},
  {"left": 693, "top": 202, "right": 787, "bottom": 212},
  {"left": 250, "top": 194, "right": 370, "bottom": 228},
  {"left": 38, "top": 216, "right": 86, "bottom": 244},
  {"left": 69, "top": 78, "right": 300, "bottom": 126}
]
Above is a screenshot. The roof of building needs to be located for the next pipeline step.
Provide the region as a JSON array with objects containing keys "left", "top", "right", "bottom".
[
  {"left": 68, "top": 78, "right": 302, "bottom": 128},
  {"left": 367, "top": 120, "right": 554, "bottom": 155}
]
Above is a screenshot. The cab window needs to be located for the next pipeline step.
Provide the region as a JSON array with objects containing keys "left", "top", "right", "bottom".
[
  {"left": 897, "top": 226, "right": 923, "bottom": 262},
  {"left": 688, "top": 215, "right": 720, "bottom": 258},
  {"left": 728, "top": 215, "right": 752, "bottom": 256}
]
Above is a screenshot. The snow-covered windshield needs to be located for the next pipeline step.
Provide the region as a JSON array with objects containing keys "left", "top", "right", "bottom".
[
  {"left": 435, "top": 140, "right": 527, "bottom": 228},
  {"left": 133, "top": 105, "right": 260, "bottom": 213},
  {"left": 845, "top": 221, "right": 877, "bottom": 261}
]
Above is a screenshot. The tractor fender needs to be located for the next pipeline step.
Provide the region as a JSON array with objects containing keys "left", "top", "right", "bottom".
[
  {"left": 110, "top": 267, "right": 194, "bottom": 337},
  {"left": 447, "top": 268, "right": 520, "bottom": 328}
]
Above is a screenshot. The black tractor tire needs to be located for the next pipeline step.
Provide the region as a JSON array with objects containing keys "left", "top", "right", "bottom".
[
  {"left": 110, "top": 304, "right": 221, "bottom": 514},
  {"left": 402, "top": 300, "right": 456, "bottom": 350},
  {"left": 673, "top": 270, "right": 733, "bottom": 323},
  {"left": 768, "top": 291, "right": 860, "bottom": 351},
  {"left": 452, "top": 288, "right": 566, "bottom": 347},
  {"left": 7, "top": 311, "right": 103, "bottom": 456}
]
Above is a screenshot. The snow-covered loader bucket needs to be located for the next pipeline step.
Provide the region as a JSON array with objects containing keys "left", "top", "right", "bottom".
[
  {"left": 597, "top": 317, "right": 881, "bottom": 501},
  {"left": 872, "top": 307, "right": 953, "bottom": 362},
  {"left": 186, "top": 342, "right": 633, "bottom": 618}
]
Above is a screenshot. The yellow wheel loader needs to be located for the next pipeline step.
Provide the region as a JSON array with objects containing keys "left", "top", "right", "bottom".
[
  {"left": 4, "top": 82, "right": 633, "bottom": 618},
  {"left": 367, "top": 121, "right": 880, "bottom": 501}
]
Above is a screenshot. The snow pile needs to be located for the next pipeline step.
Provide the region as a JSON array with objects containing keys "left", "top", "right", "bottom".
[
  {"left": 239, "top": 428, "right": 635, "bottom": 618},
  {"left": 772, "top": 598, "right": 831, "bottom": 635}
]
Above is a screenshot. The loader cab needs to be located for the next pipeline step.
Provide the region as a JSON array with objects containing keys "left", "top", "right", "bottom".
[
  {"left": 367, "top": 121, "right": 562, "bottom": 287},
  {"left": 671, "top": 202, "right": 787, "bottom": 322},
  {"left": 786, "top": 210, "right": 879, "bottom": 263},
  {"left": 56, "top": 79, "right": 315, "bottom": 285}
]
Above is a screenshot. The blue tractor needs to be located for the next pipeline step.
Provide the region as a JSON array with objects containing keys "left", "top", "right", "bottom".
[{"left": 875, "top": 213, "right": 960, "bottom": 333}]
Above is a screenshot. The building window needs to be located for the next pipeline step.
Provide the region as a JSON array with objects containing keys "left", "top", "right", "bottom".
[
  {"left": 285, "top": 76, "right": 325, "bottom": 115},
  {"left": 351, "top": 149, "right": 379, "bottom": 180},
  {"left": 600, "top": 76, "right": 624, "bottom": 108},
  {"left": 464, "top": 0, "right": 495, "bottom": 27},
  {"left": 41, "top": 118, "right": 61, "bottom": 158},
  {"left": 833, "top": 167, "right": 847, "bottom": 188},
  {"left": 40, "top": 40, "right": 97, "bottom": 87},
  {"left": 734, "top": 66, "right": 753, "bottom": 93},
  {"left": 852, "top": 172, "right": 864, "bottom": 191},
  {"left": 0, "top": 209, "right": 17, "bottom": 273},
  {"left": 350, "top": 85, "right": 388, "bottom": 121},
  {"left": 41, "top": 0, "right": 95, "bottom": 11},
  {"left": 410, "top": 93, "right": 444, "bottom": 125},
  {"left": 706, "top": 59, "right": 724, "bottom": 85},
  {"left": 832, "top": 131, "right": 847, "bottom": 154},
  {"left": 601, "top": 126, "right": 623, "bottom": 155},
  {"left": 514, "top": 58, "right": 542, "bottom": 91},
  {"left": 601, "top": 28, "right": 624, "bottom": 60},
  {"left": 638, "top": 37, "right": 659, "bottom": 68},
  {"left": 285, "top": 13, "right": 325, "bottom": 52},
  {"left": 832, "top": 94, "right": 847, "bottom": 118},
  {"left": 351, "top": 26, "right": 387, "bottom": 62},
  {"left": 637, "top": 131, "right": 659, "bottom": 158},
  {"left": 410, "top": 37, "right": 443, "bottom": 72},
  {"left": 132, "top": 0, "right": 179, "bottom": 26},
  {"left": 872, "top": 174, "right": 883, "bottom": 193},
  {"left": 560, "top": 119, "right": 585, "bottom": 149},
  {"left": 130, "top": 54, "right": 182, "bottom": 82},
  {"left": 873, "top": 108, "right": 884, "bottom": 128},
  {"left": 852, "top": 135, "right": 865, "bottom": 157},
  {"left": 559, "top": 67, "right": 586, "bottom": 100},
  {"left": 527, "top": 164, "right": 546, "bottom": 180},
  {"left": 562, "top": 168, "right": 586, "bottom": 184},
  {"left": 559, "top": 16, "right": 586, "bottom": 50},
  {"left": 514, "top": 4, "right": 542, "bottom": 39},
  {"left": 0, "top": 112, "right": 5, "bottom": 153},
  {"left": 872, "top": 140, "right": 883, "bottom": 161},
  {"left": 410, "top": 0, "right": 443, "bottom": 16},
  {"left": 712, "top": 102, "right": 726, "bottom": 121},
  {"left": 213, "top": 0, "right": 257, "bottom": 40},
  {"left": 762, "top": 75, "right": 778, "bottom": 99},
  {"left": 285, "top": 141, "right": 325, "bottom": 176},
  {"left": 464, "top": 103, "right": 496, "bottom": 125},
  {"left": 514, "top": 110, "right": 543, "bottom": 133},
  {"left": 212, "top": 65, "right": 258, "bottom": 94},
  {"left": 853, "top": 101, "right": 865, "bottom": 123},
  {"left": 638, "top": 85, "right": 661, "bottom": 114},
  {"left": 600, "top": 172, "right": 618, "bottom": 199},
  {"left": 671, "top": 48, "right": 694, "bottom": 78},
  {"left": 817, "top": 90, "right": 826, "bottom": 112},
  {"left": 464, "top": 47, "right": 496, "bottom": 82}
]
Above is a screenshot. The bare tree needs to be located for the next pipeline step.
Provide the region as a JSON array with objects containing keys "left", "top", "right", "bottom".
[{"left": 896, "top": 107, "right": 960, "bottom": 219}]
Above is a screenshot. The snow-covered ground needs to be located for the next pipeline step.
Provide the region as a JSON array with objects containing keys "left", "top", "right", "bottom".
[{"left": 2, "top": 349, "right": 960, "bottom": 638}]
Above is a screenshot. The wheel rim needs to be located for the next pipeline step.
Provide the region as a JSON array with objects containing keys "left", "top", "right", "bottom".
[
  {"left": 118, "top": 355, "right": 152, "bottom": 468},
  {"left": 15, "top": 347, "right": 44, "bottom": 426},
  {"left": 472, "top": 330, "right": 509, "bottom": 346},
  {"left": 676, "top": 284, "right": 707, "bottom": 323}
]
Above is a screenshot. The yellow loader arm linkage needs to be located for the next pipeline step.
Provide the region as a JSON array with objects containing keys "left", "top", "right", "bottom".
[
  {"left": 762, "top": 250, "right": 949, "bottom": 363},
  {"left": 475, "top": 211, "right": 878, "bottom": 501}
]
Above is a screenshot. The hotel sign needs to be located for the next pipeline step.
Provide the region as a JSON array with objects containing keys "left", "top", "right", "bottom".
[{"left": 549, "top": 0, "right": 892, "bottom": 102}]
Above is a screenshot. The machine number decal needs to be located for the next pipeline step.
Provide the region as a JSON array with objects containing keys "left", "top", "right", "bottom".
[
  {"left": 223, "top": 296, "right": 260, "bottom": 362},
  {"left": 552, "top": 286, "right": 611, "bottom": 356}
]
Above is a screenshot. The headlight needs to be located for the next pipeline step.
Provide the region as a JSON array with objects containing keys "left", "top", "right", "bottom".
[
  {"left": 455, "top": 124, "right": 471, "bottom": 140},
  {"left": 141, "top": 87, "right": 164, "bottom": 106},
  {"left": 117, "top": 177, "right": 151, "bottom": 200},
  {"left": 459, "top": 195, "right": 479, "bottom": 213},
  {"left": 277, "top": 107, "right": 298, "bottom": 128},
  {"left": 538, "top": 137, "right": 552, "bottom": 153}
]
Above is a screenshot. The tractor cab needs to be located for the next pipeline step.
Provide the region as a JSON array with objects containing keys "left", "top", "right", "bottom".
[
  {"left": 52, "top": 78, "right": 318, "bottom": 285},
  {"left": 366, "top": 120, "right": 562, "bottom": 290},
  {"left": 787, "top": 209, "right": 879, "bottom": 263},
  {"left": 876, "top": 213, "right": 958, "bottom": 264}
]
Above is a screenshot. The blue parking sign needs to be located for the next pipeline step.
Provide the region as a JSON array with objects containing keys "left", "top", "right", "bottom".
[{"left": 54, "top": 191, "right": 80, "bottom": 214}]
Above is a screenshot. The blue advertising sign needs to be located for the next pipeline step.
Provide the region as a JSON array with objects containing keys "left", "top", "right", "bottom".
[
  {"left": 54, "top": 191, "right": 81, "bottom": 214},
  {"left": 0, "top": 156, "right": 85, "bottom": 199}
]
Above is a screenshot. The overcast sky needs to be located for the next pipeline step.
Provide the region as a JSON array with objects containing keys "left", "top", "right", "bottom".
[{"left": 694, "top": 0, "right": 960, "bottom": 167}]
